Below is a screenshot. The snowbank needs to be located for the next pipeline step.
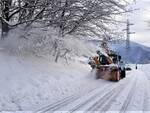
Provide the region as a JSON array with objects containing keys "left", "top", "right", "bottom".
[
  {"left": 0, "top": 49, "right": 104, "bottom": 111},
  {"left": 0, "top": 26, "right": 102, "bottom": 111}
]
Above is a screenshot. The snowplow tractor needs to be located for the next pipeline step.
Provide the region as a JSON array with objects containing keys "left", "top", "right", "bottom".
[{"left": 88, "top": 50, "right": 126, "bottom": 82}]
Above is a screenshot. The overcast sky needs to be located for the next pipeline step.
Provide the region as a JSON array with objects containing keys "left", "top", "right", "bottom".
[{"left": 126, "top": 0, "right": 150, "bottom": 44}]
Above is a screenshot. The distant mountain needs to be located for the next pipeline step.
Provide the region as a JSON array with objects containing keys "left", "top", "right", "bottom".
[{"left": 109, "top": 41, "right": 150, "bottom": 64}]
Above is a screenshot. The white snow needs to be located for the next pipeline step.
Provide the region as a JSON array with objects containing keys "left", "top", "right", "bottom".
[
  {"left": 0, "top": 49, "right": 102, "bottom": 111},
  {"left": 0, "top": 36, "right": 150, "bottom": 113},
  {"left": 1, "top": 48, "right": 150, "bottom": 113}
]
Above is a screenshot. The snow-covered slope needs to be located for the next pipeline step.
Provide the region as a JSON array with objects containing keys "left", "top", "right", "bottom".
[
  {"left": 109, "top": 41, "right": 150, "bottom": 64},
  {"left": 0, "top": 48, "right": 103, "bottom": 111}
]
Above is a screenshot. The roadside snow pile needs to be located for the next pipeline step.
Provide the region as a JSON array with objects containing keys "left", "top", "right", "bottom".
[
  {"left": 138, "top": 64, "right": 150, "bottom": 79},
  {"left": 0, "top": 26, "right": 103, "bottom": 111},
  {"left": 142, "top": 42, "right": 150, "bottom": 47},
  {"left": 0, "top": 49, "right": 105, "bottom": 111},
  {"left": 109, "top": 41, "right": 150, "bottom": 64},
  {"left": 0, "top": 27, "right": 95, "bottom": 111}
]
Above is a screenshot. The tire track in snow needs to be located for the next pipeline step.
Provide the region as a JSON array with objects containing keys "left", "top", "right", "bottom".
[
  {"left": 85, "top": 84, "right": 124, "bottom": 111},
  {"left": 97, "top": 84, "right": 126, "bottom": 111},
  {"left": 119, "top": 74, "right": 137, "bottom": 113},
  {"left": 35, "top": 83, "right": 112, "bottom": 113},
  {"left": 142, "top": 73, "right": 150, "bottom": 111},
  {"left": 139, "top": 65, "right": 150, "bottom": 111},
  {"left": 85, "top": 76, "right": 133, "bottom": 112},
  {"left": 63, "top": 78, "right": 130, "bottom": 112},
  {"left": 119, "top": 71, "right": 150, "bottom": 112},
  {"left": 36, "top": 71, "right": 139, "bottom": 113},
  {"left": 68, "top": 83, "right": 120, "bottom": 112},
  {"left": 36, "top": 95, "right": 79, "bottom": 113}
]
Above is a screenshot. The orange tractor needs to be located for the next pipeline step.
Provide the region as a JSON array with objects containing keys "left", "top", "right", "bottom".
[{"left": 89, "top": 51, "right": 126, "bottom": 82}]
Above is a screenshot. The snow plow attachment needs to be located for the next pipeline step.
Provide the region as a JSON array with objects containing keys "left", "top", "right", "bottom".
[{"left": 96, "top": 65, "right": 120, "bottom": 81}]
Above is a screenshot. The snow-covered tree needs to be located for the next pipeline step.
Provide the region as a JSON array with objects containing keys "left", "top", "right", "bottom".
[{"left": 0, "top": 0, "right": 129, "bottom": 39}]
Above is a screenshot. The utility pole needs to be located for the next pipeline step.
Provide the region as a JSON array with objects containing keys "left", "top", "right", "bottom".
[{"left": 124, "top": 19, "right": 135, "bottom": 49}]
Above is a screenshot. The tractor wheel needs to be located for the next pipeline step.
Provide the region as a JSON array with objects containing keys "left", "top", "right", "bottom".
[
  {"left": 120, "top": 68, "right": 126, "bottom": 79},
  {"left": 116, "top": 71, "right": 120, "bottom": 81},
  {"left": 111, "top": 69, "right": 120, "bottom": 82}
]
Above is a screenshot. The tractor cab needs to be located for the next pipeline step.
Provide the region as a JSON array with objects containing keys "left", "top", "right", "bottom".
[{"left": 108, "top": 51, "right": 121, "bottom": 64}]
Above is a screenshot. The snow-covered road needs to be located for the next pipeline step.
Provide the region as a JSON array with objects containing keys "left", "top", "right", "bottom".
[{"left": 36, "top": 69, "right": 150, "bottom": 113}]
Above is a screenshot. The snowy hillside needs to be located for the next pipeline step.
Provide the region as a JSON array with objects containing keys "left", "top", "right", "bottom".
[
  {"left": 109, "top": 41, "right": 150, "bottom": 64},
  {"left": 0, "top": 48, "right": 102, "bottom": 111}
]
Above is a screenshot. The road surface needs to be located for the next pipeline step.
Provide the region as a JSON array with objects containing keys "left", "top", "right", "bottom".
[{"left": 36, "top": 68, "right": 150, "bottom": 113}]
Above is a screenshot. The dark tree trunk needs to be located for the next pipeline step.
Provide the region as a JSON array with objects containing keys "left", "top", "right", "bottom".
[
  {"left": 1, "top": 0, "right": 12, "bottom": 38},
  {"left": 1, "top": 21, "right": 9, "bottom": 38},
  {"left": 59, "top": 0, "right": 68, "bottom": 37},
  {"left": 27, "top": 0, "right": 36, "bottom": 20}
]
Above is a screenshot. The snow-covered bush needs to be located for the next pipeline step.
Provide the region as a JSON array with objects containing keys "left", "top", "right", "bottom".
[{"left": 1, "top": 26, "right": 95, "bottom": 62}]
